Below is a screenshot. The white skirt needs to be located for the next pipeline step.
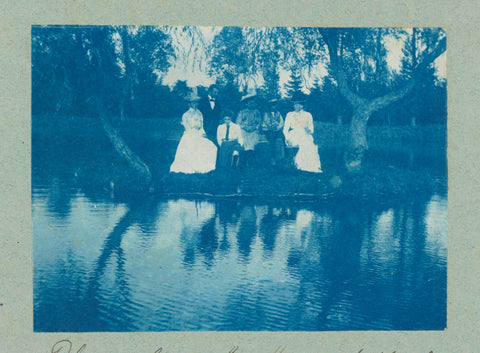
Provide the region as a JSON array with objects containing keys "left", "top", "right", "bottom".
[
  {"left": 285, "top": 130, "right": 322, "bottom": 173},
  {"left": 170, "top": 131, "right": 217, "bottom": 174},
  {"left": 241, "top": 130, "right": 261, "bottom": 151}
]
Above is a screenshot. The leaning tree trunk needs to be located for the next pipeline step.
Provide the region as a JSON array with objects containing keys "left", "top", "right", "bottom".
[
  {"left": 345, "top": 108, "right": 370, "bottom": 172},
  {"left": 99, "top": 111, "right": 152, "bottom": 188}
]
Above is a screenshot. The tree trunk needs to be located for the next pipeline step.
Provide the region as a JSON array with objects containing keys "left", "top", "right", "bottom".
[
  {"left": 318, "top": 29, "right": 446, "bottom": 173},
  {"left": 99, "top": 111, "right": 152, "bottom": 188},
  {"left": 345, "top": 109, "right": 369, "bottom": 172}
]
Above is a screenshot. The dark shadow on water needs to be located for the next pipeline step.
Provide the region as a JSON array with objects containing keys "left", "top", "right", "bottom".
[
  {"left": 198, "top": 213, "right": 219, "bottom": 268},
  {"left": 259, "top": 205, "right": 282, "bottom": 257},
  {"left": 237, "top": 205, "right": 258, "bottom": 262}
]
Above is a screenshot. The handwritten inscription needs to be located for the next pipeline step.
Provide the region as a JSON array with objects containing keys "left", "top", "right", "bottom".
[
  {"left": 51, "top": 340, "right": 86, "bottom": 353},
  {"left": 50, "top": 341, "right": 434, "bottom": 353}
]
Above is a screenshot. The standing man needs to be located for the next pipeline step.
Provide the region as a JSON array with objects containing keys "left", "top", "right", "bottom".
[{"left": 199, "top": 84, "right": 222, "bottom": 144}]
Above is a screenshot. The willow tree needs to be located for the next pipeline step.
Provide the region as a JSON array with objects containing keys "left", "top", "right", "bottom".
[
  {"left": 208, "top": 27, "right": 253, "bottom": 90},
  {"left": 208, "top": 27, "right": 308, "bottom": 97},
  {"left": 317, "top": 28, "right": 446, "bottom": 171}
]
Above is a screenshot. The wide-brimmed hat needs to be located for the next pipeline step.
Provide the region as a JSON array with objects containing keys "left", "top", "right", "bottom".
[
  {"left": 291, "top": 91, "right": 307, "bottom": 103},
  {"left": 241, "top": 88, "right": 257, "bottom": 102},
  {"left": 185, "top": 91, "right": 201, "bottom": 102}
]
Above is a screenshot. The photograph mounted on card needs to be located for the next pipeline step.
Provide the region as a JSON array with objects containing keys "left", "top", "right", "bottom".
[{"left": 31, "top": 25, "right": 447, "bottom": 332}]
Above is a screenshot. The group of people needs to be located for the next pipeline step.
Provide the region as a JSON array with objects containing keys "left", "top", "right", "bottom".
[{"left": 169, "top": 84, "right": 323, "bottom": 174}]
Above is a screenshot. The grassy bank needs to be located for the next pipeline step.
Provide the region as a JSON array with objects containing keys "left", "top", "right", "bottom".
[
  {"left": 33, "top": 116, "right": 447, "bottom": 200},
  {"left": 33, "top": 116, "right": 446, "bottom": 146}
]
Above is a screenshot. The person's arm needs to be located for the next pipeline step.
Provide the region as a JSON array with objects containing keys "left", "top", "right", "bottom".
[
  {"left": 306, "top": 112, "right": 314, "bottom": 135},
  {"left": 181, "top": 111, "right": 189, "bottom": 129},
  {"left": 217, "top": 125, "right": 223, "bottom": 146},
  {"left": 283, "top": 114, "right": 291, "bottom": 136},
  {"left": 276, "top": 112, "right": 284, "bottom": 131},
  {"left": 261, "top": 112, "right": 269, "bottom": 131},
  {"left": 235, "top": 124, "right": 244, "bottom": 146},
  {"left": 254, "top": 110, "right": 262, "bottom": 130}
]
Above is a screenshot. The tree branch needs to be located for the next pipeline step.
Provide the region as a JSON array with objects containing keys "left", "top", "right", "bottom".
[
  {"left": 368, "top": 80, "right": 415, "bottom": 114},
  {"left": 318, "top": 29, "right": 365, "bottom": 107},
  {"left": 368, "top": 35, "right": 446, "bottom": 113},
  {"left": 414, "top": 36, "right": 446, "bottom": 73}
]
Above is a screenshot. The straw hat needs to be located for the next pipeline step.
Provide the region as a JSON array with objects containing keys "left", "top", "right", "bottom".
[
  {"left": 241, "top": 88, "right": 258, "bottom": 102},
  {"left": 185, "top": 90, "right": 201, "bottom": 102}
]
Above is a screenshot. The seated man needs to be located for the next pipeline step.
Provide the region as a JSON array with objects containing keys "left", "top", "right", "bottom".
[{"left": 217, "top": 111, "right": 244, "bottom": 169}]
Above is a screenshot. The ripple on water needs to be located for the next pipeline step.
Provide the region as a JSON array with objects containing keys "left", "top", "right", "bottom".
[{"left": 33, "top": 190, "right": 447, "bottom": 331}]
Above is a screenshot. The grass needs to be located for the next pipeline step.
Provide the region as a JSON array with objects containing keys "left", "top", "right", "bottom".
[{"left": 106, "top": 150, "right": 446, "bottom": 202}]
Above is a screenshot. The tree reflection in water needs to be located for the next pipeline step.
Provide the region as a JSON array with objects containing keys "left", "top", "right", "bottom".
[
  {"left": 33, "top": 193, "right": 446, "bottom": 331},
  {"left": 84, "top": 197, "right": 161, "bottom": 331},
  {"left": 237, "top": 205, "right": 258, "bottom": 262},
  {"left": 259, "top": 205, "right": 282, "bottom": 257}
]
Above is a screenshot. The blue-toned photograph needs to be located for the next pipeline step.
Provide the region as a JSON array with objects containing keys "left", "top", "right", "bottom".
[{"left": 32, "top": 26, "right": 447, "bottom": 331}]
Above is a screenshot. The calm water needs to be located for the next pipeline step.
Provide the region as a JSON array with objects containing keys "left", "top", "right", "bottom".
[{"left": 32, "top": 132, "right": 447, "bottom": 332}]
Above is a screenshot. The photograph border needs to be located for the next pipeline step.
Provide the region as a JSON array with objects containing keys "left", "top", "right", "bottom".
[{"left": 1, "top": 0, "right": 479, "bottom": 352}]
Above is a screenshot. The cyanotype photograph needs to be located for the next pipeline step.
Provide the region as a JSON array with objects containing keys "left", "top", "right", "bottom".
[{"left": 32, "top": 26, "right": 447, "bottom": 332}]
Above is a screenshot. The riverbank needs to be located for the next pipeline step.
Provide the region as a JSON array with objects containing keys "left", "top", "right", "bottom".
[
  {"left": 32, "top": 117, "right": 447, "bottom": 201},
  {"left": 33, "top": 116, "right": 447, "bottom": 148},
  {"left": 148, "top": 163, "right": 446, "bottom": 201}
]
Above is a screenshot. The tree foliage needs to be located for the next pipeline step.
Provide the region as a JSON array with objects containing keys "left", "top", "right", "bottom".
[{"left": 32, "top": 25, "right": 174, "bottom": 120}]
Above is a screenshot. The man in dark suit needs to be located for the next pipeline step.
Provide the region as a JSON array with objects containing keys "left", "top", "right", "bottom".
[{"left": 199, "top": 84, "right": 222, "bottom": 144}]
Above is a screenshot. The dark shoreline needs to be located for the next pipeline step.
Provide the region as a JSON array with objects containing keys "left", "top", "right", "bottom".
[
  {"left": 33, "top": 116, "right": 447, "bottom": 145},
  {"left": 32, "top": 119, "right": 447, "bottom": 201}
]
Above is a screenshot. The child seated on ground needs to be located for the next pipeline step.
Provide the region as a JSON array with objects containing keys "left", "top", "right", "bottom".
[{"left": 217, "top": 111, "right": 244, "bottom": 169}]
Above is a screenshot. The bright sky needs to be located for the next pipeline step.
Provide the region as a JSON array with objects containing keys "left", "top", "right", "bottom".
[
  {"left": 161, "top": 26, "right": 446, "bottom": 91},
  {"left": 161, "top": 26, "right": 220, "bottom": 88},
  {"left": 384, "top": 31, "right": 446, "bottom": 79}
]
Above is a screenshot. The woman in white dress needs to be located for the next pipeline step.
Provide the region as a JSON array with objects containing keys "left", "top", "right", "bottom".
[
  {"left": 283, "top": 92, "right": 322, "bottom": 173},
  {"left": 170, "top": 91, "right": 217, "bottom": 174}
]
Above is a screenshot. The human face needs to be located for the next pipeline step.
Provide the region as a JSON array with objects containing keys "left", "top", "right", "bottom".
[
  {"left": 189, "top": 100, "right": 199, "bottom": 109},
  {"left": 293, "top": 102, "right": 303, "bottom": 112},
  {"left": 210, "top": 88, "right": 219, "bottom": 98},
  {"left": 246, "top": 99, "right": 255, "bottom": 109},
  {"left": 270, "top": 103, "right": 279, "bottom": 111},
  {"left": 224, "top": 116, "right": 232, "bottom": 125}
]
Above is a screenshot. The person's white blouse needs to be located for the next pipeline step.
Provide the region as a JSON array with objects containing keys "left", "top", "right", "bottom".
[
  {"left": 217, "top": 122, "right": 244, "bottom": 146},
  {"left": 181, "top": 108, "right": 204, "bottom": 133},
  {"left": 283, "top": 110, "right": 314, "bottom": 136}
]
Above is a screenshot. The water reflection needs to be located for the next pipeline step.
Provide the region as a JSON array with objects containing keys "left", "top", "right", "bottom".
[
  {"left": 33, "top": 190, "right": 447, "bottom": 331},
  {"left": 259, "top": 206, "right": 282, "bottom": 256}
]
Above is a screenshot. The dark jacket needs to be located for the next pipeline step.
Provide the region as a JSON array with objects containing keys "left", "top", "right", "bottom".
[{"left": 198, "top": 96, "right": 222, "bottom": 143}]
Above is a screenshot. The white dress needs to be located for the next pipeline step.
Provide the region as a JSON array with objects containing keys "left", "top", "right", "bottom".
[
  {"left": 170, "top": 108, "right": 217, "bottom": 174},
  {"left": 283, "top": 110, "right": 322, "bottom": 173}
]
